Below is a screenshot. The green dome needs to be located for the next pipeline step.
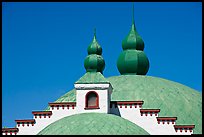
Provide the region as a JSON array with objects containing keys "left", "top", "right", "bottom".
[
  {"left": 84, "top": 54, "right": 105, "bottom": 73},
  {"left": 84, "top": 29, "right": 105, "bottom": 73},
  {"left": 117, "top": 50, "right": 149, "bottom": 75},
  {"left": 38, "top": 113, "right": 149, "bottom": 135},
  {"left": 47, "top": 75, "right": 202, "bottom": 134}
]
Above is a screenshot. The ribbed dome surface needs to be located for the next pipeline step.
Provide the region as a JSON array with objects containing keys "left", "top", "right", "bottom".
[
  {"left": 38, "top": 113, "right": 149, "bottom": 135},
  {"left": 46, "top": 75, "right": 202, "bottom": 134}
]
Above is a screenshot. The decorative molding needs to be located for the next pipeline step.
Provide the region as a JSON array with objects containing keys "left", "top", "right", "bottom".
[
  {"left": 2, "top": 128, "right": 19, "bottom": 132},
  {"left": 2, "top": 128, "right": 18, "bottom": 135},
  {"left": 110, "top": 101, "right": 144, "bottom": 108},
  {"left": 49, "top": 102, "right": 76, "bottom": 110},
  {"left": 174, "top": 125, "right": 195, "bottom": 133},
  {"left": 156, "top": 117, "right": 177, "bottom": 124},
  {"left": 32, "top": 111, "right": 52, "bottom": 118},
  {"left": 15, "top": 119, "right": 35, "bottom": 127},
  {"left": 140, "top": 109, "right": 160, "bottom": 116}
]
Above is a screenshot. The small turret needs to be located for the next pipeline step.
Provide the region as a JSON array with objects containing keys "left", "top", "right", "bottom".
[
  {"left": 117, "top": 4, "right": 149, "bottom": 75},
  {"left": 84, "top": 29, "right": 105, "bottom": 73}
]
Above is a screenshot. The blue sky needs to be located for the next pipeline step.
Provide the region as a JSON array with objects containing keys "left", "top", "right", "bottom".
[{"left": 2, "top": 2, "right": 202, "bottom": 127}]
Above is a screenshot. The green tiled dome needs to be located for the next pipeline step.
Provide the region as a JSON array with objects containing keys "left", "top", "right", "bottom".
[
  {"left": 46, "top": 75, "right": 202, "bottom": 134},
  {"left": 38, "top": 113, "right": 149, "bottom": 135}
]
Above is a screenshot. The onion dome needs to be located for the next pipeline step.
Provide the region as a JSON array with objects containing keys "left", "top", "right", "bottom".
[
  {"left": 84, "top": 29, "right": 105, "bottom": 73},
  {"left": 117, "top": 4, "right": 149, "bottom": 75}
]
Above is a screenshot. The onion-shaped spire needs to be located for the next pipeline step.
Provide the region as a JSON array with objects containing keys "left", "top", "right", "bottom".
[
  {"left": 84, "top": 29, "right": 105, "bottom": 73},
  {"left": 122, "top": 4, "right": 144, "bottom": 51},
  {"left": 117, "top": 3, "right": 149, "bottom": 75}
]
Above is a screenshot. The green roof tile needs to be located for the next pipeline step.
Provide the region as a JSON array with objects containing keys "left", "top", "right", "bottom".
[{"left": 75, "top": 72, "right": 109, "bottom": 84}]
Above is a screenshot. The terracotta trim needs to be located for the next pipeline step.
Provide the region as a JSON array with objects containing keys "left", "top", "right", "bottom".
[
  {"left": 15, "top": 119, "right": 35, "bottom": 123},
  {"left": 49, "top": 102, "right": 76, "bottom": 106},
  {"left": 110, "top": 101, "right": 144, "bottom": 108},
  {"left": 157, "top": 117, "right": 177, "bottom": 121},
  {"left": 174, "top": 125, "right": 195, "bottom": 129},
  {"left": 140, "top": 109, "right": 160, "bottom": 113},
  {"left": 111, "top": 101, "right": 144, "bottom": 105},
  {"left": 32, "top": 111, "right": 52, "bottom": 115},
  {"left": 2, "top": 128, "right": 19, "bottom": 133}
]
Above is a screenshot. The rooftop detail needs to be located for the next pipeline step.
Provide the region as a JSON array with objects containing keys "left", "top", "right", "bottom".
[
  {"left": 48, "top": 102, "right": 76, "bottom": 110},
  {"left": 174, "top": 125, "right": 195, "bottom": 132},
  {"left": 75, "top": 72, "right": 109, "bottom": 84},
  {"left": 84, "top": 29, "right": 105, "bottom": 73},
  {"left": 117, "top": 3, "right": 149, "bottom": 75},
  {"left": 110, "top": 101, "right": 144, "bottom": 108},
  {"left": 157, "top": 117, "right": 177, "bottom": 124},
  {"left": 15, "top": 119, "right": 35, "bottom": 127},
  {"left": 140, "top": 109, "right": 160, "bottom": 116},
  {"left": 2, "top": 128, "right": 19, "bottom": 135},
  {"left": 32, "top": 111, "right": 52, "bottom": 118}
]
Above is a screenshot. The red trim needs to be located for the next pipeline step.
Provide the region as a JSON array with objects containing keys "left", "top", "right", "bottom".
[
  {"left": 2, "top": 128, "right": 19, "bottom": 133},
  {"left": 115, "top": 101, "right": 144, "bottom": 105},
  {"left": 140, "top": 109, "right": 160, "bottom": 116},
  {"left": 49, "top": 102, "right": 76, "bottom": 109},
  {"left": 174, "top": 125, "right": 195, "bottom": 129},
  {"left": 140, "top": 109, "right": 160, "bottom": 113},
  {"left": 84, "top": 91, "right": 99, "bottom": 109},
  {"left": 15, "top": 119, "right": 35, "bottom": 123},
  {"left": 174, "top": 125, "right": 195, "bottom": 133},
  {"left": 15, "top": 119, "right": 35, "bottom": 126},
  {"left": 156, "top": 117, "right": 177, "bottom": 124},
  {"left": 32, "top": 111, "right": 52, "bottom": 115},
  {"left": 110, "top": 101, "right": 144, "bottom": 108}
]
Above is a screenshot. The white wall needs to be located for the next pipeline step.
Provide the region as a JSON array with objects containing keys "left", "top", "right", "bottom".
[
  {"left": 76, "top": 89, "right": 109, "bottom": 114},
  {"left": 75, "top": 83, "right": 112, "bottom": 114},
  {"left": 17, "top": 106, "right": 77, "bottom": 135},
  {"left": 110, "top": 105, "right": 193, "bottom": 135}
]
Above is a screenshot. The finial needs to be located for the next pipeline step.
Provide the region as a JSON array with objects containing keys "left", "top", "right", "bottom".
[
  {"left": 93, "top": 28, "right": 96, "bottom": 40},
  {"left": 132, "top": 2, "right": 135, "bottom": 25}
]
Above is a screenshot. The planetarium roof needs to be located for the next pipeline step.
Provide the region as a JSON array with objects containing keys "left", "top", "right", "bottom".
[
  {"left": 38, "top": 113, "right": 149, "bottom": 135},
  {"left": 45, "top": 75, "right": 202, "bottom": 134}
]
